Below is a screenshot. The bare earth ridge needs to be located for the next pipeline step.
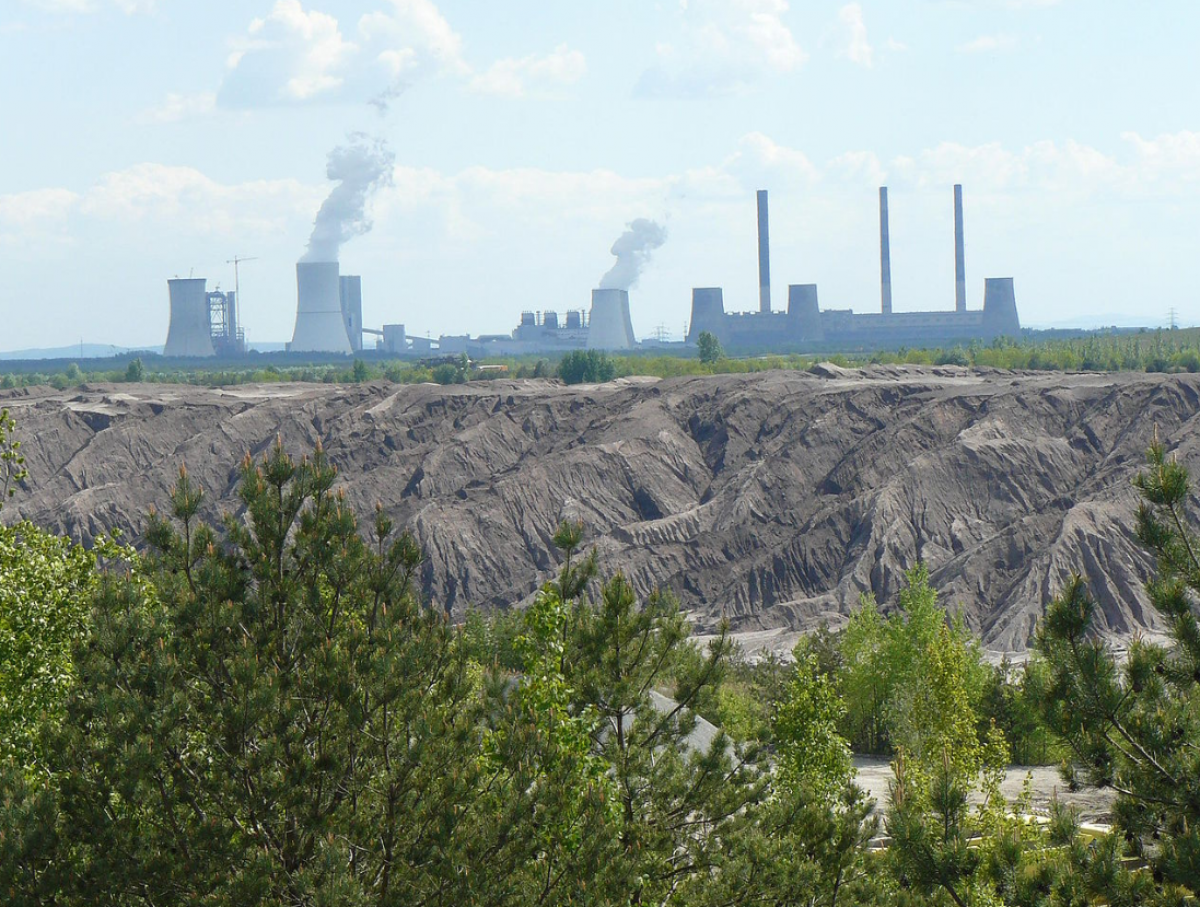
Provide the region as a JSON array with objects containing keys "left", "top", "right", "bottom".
[{"left": 5, "top": 365, "right": 1200, "bottom": 655}]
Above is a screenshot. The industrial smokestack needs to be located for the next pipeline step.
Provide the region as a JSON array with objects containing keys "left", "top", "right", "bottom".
[
  {"left": 598, "top": 219, "right": 667, "bottom": 291},
  {"left": 757, "top": 189, "right": 770, "bottom": 314},
  {"left": 291, "top": 262, "right": 352, "bottom": 353},
  {"left": 164, "top": 278, "right": 216, "bottom": 358},
  {"left": 879, "top": 187, "right": 892, "bottom": 316},
  {"left": 954, "top": 184, "right": 966, "bottom": 313}
]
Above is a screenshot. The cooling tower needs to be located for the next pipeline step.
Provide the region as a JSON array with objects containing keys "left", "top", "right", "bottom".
[
  {"left": 687, "top": 288, "right": 725, "bottom": 344},
  {"left": 292, "top": 262, "right": 352, "bottom": 354},
  {"left": 588, "top": 289, "right": 636, "bottom": 350},
  {"left": 164, "top": 278, "right": 216, "bottom": 358},
  {"left": 982, "top": 278, "right": 1020, "bottom": 338},
  {"left": 339, "top": 275, "right": 363, "bottom": 353},
  {"left": 955, "top": 185, "right": 967, "bottom": 313},
  {"left": 757, "top": 189, "right": 771, "bottom": 314},
  {"left": 879, "top": 187, "right": 893, "bottom": 316},
  {"left": 787, "top": 284, "right": 824, "bottom": 342}
]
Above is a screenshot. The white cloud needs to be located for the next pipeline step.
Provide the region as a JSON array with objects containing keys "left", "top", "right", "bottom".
[
  {"left": 957, "top": 33, "right": 1020, "bottom": 54},
  {"left": 725, "top": 132, "right": 819, "bottom": 187},
  {"left": 137, "top": 92, "right": 217, "bottom": 124},
  {"left": 0, "top": 188, "right": 80, "bottom": 246},
  {"left": 635, "top": 0, "right": 806, "bottom": 98},
  {"left": 837, "top": 3, "right": 873, "bottom": 68},
  {"left": 358, "top": 0, "right": 470, "bottom": 79},
  {"left": 215, "top": 0, "right": 577, "bottom": 110},
  {"left": 219, "top": 0, "right": 470, "bottom": 109},
  {"left": 218, "top": 1, "right": 358, "bottom": 106},
  {"left": 1122, "top": 130, "right": 1200, "bottom": 183},
  {"left": 470, "top": 45, "right": 586, "bottom": 99}
]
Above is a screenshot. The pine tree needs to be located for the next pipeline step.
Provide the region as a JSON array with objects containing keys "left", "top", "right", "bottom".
[
  {"left": 1033, "top": 438, "right": 1200, "bottom": 900},
  {"left": 0, "top": 442, "right": 567, "bottom": 905},
  {"left": 551, "top": 526, "right": 765, "bottom": 905}
]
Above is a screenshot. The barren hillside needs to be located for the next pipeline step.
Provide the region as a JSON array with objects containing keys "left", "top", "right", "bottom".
[{"left": 5, "top": 365, "right": 1199, "bottom": 653}]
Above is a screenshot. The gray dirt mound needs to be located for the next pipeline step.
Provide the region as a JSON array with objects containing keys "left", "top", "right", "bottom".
[{"left": 5, "top": 366, "right": 1199, "bottom": 654}]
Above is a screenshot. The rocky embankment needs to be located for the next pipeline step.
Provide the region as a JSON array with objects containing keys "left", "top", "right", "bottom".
[{"left": 5, "top": 365, "right": 1199, "bottom": 653}]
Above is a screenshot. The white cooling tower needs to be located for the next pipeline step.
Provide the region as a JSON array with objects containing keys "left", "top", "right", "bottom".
[
  {"left": 164, "top": 278, "right": 216, "bottom": 358},
  {"left": 291, "top": 262, "right": 352, "bottom": 353},
  {"left": 587, "top": 288, "right": 636, "bottom": 350}
]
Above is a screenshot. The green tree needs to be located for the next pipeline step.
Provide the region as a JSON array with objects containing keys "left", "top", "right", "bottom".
[
  {"left": 1032, "top": 438, "right": 1200, "bottom": 901},
  {"left": 0, "top": 443, "right": 551, "bottom": 905},
  {"left": 839, "top": 596, "right": 891, "bottom": 753},
  {"left": 838, "top": 566, "right": 990, "bottom": 759},
  {"left": 1, "top": 408, "right": 27, "bottom": 505},
  {"left": 696, "top": 331, "right": 724, "bottom": 364},
  {"left": 557, "top": 528, "right": 765, "bottom": 905},
  {"left": 558, "top": 350, "right": 616, "bottom": 385},
  {"left": 124, "top": 357, "right": 144, "bottom": 382},
  {"left": 0, "top": 411, "right": 105, "bottom": 771},
  {"left": 0, "top": 524, "right": 103, "bottom": 770},
  {"left": 693, "top": 782, "right": 883, "bottom": 907},
  {"left": 773, "top": 650, "right": 853, "bottom": 798},
  {"left": 431, "top": 361, "right": 464, "bottom": 385},
  {"left": 351, "top": 358, "right": 369, "bottom": 382}
]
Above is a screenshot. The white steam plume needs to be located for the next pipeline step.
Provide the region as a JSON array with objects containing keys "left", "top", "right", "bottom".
[
  {"left": 301, "top": 134, "right": 396, "bottom": 263},
  {"left": 598, "top": 218, "right": 667, "bottom": 290}
]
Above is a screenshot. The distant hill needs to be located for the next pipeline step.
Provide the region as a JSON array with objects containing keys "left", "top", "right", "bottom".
[{"left": 0, "top": 344, "right": 161, "bottom": 361}]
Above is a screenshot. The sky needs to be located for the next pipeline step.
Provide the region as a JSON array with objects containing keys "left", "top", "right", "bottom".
[{"left": 1, "top": 0, "right": 1198, "bottom": 352}]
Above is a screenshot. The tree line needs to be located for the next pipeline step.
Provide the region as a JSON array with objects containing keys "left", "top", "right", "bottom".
[
  {"left": 0, "top": 407, "right": 1197, "bottom": 904},
  {"left": 8, "top": 326, "right": 1200, "bottom": 392}
]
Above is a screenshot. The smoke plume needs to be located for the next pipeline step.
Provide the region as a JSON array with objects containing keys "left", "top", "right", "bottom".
[
  {"left": 598, "top": 218, "right": 667, "bottom": 290},
  {"left": 301, "top": 134, "right": 396, "bottom": 263}
]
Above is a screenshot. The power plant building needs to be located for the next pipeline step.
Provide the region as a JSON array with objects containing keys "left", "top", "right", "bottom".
[{"left": 687, "top": 186, "right": 1021, "bottom": 351}]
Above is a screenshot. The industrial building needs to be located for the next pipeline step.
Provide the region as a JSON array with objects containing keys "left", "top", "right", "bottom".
[
  {"left": 686, "top": 186, "right": 1021, "bottom": 351},
  {"left": 438, "top": 288, "right": 638, "bottom": 358}
]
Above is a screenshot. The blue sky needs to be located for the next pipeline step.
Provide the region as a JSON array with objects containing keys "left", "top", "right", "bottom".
[{"left": 1, "top": 0, "right": 1198, "bottom": 351}]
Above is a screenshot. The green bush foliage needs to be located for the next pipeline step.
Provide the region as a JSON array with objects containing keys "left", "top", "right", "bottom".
[{"left": 557, "top": 349, "right": 617, "bottom": 384}]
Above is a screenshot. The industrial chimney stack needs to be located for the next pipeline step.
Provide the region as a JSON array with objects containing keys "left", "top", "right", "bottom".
[
  {"left": 879, "top": 187, "right": 893, "bottom": 316},
  {"left": 757, "top": 189, "right": 771, "bottom": 314},
  {"left": 954, "top": 184, "right": 966, "bottom": 313}
]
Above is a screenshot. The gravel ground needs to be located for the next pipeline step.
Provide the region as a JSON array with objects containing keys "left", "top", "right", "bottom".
[{"left": 852, "top": 755, "right": 1116, "bottom": 822}]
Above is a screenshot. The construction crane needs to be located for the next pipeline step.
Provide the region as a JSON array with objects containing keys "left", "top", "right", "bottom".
[
  {"left": 225, "top": 255, "right": 258, "bottom": 353},
  {"left": 226, "top": 255, "right": 258, "bottom": 307}
]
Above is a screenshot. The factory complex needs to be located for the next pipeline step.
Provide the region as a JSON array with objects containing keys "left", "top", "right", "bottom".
[{"left": 162, "top": 185, "right": 1020, "bottom": 360}]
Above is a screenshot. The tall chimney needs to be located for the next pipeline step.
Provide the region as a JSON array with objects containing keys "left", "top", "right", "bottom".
[
  {"left": 954, "top": 184, "right": 966, "bottom": 313},
  {"left": 757, "top": 189, "right": 770, "bottom": 314},
  {"left": 879, "top": 187, "right": 893, "bottom": 316}
]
